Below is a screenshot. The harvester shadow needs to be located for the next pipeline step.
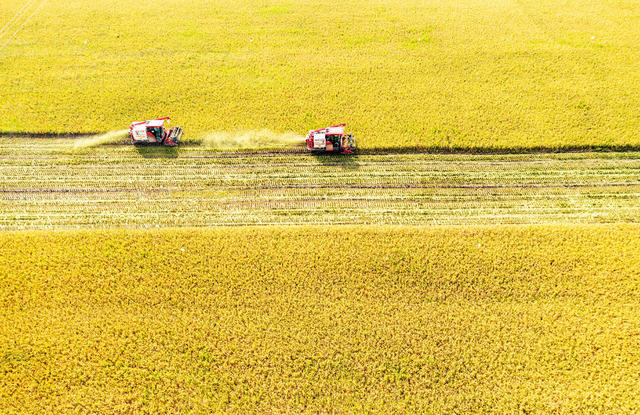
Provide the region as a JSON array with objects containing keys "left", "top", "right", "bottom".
[
  {"left": 134, "top": 145, "right": 180, "bottom": 159},
  {"left": 311, "top": 153, "right": 360, "bottom": 170}
]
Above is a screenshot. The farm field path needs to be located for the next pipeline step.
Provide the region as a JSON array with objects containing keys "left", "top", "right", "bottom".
[{"left": 2, "top": 138, "right": 640, "bottom": 229}]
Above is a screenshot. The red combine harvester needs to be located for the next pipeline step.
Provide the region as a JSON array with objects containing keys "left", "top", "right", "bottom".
[
  {"left": 129, "top": 117, "right": 183, "bottom": 146},
  {"left": 306, "top": 124, "right": 356, "bottom": 154}
]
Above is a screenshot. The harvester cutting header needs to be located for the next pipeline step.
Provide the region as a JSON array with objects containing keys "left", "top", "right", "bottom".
[
  {"left": 305, "top": 124, "right": 356, "bottom": 154},
  {"left": 129, "top": 117, "right": 182, "bottom": 146}
]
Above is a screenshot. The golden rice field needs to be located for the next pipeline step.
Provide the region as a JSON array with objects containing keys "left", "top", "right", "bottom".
[
  {"left": 1, "top": 0, "right": 639, "bottom": 149},
  {"left": 1, "top": 225, "right": 640, "bottom": 413},
  {"left": 3, "top": 0, "right": 640, "bottom": 412}
]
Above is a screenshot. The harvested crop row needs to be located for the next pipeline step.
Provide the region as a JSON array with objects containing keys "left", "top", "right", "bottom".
[
  {"left": 1, "top": 140, "right": 639, "bottom": 229},
  {"left": 1, "top": 225, "right": 639, "bottom": 413}
]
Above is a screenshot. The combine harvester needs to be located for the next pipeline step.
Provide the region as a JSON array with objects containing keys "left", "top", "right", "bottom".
[
  {"left": 306, "top": 124, "right": 356, "bottom": 154},
  {"left": 129, "top": 117, "right": 183, "bottom": 146}
]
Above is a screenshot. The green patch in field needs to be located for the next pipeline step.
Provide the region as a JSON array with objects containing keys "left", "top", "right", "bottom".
[
  {"left": 3, "top": 349, "right": 30, "bottom": 364},
  {"left": 575, "top": 100, "right": 591, "bottom": 111},
  {"left": 181, "top": 28, "right": 205, "bottom": 39},
  {"left": 258, "top": 4, "right": 292, "bottom": 15},
  {"left": 401, "top": 26, "right": 435, "bottom": 49},
  {"left": 557, "top": 32, "right": 608, "bottom": 49},
  {"left": 345, "top": 35, "right": 381, "bottom": 47}
]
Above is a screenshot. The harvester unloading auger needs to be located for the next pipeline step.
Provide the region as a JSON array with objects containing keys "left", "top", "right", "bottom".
[
  {"left": 129, "top": 117, "right": 183, "bottom": 146},
  {"left": 305, "top": 124, "right": 356, "bottom": 154}
]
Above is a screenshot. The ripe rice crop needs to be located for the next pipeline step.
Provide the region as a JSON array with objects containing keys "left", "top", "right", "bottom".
[
  {"left": 3, "top": 1, "right": 640, "bottom": 412},
  {"left": 1, "top": 0, "right": 639, "bottom": 150},
  {"left": 1, "top": 225, "right": 639, "bottom": 413}
]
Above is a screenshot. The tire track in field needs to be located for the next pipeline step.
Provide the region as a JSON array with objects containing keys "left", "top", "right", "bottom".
[{"left": 3, "top": 182, "right": 639, "bottom": 193}]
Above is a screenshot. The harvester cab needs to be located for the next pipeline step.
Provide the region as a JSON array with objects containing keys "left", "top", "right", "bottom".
[
  {"left": 305, "top": 124, "right": 356, "bottom": 154},
  {"left": 129, "top": 117, "right": 183, "bottom": 146}
]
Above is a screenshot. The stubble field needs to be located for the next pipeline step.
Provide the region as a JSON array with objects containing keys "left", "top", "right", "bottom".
[{"left": 1, "top": 138, "right": 640, "bottom": 229}]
